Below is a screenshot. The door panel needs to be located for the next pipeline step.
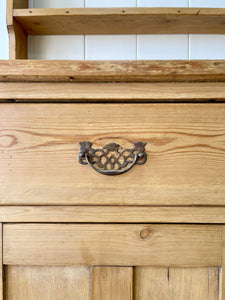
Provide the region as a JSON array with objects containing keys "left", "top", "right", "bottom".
[
  {"left": 92, "top": 267, "right": 133, "bottom": 300},
  {"left": 134, "top": 267, "right": 221, "bottom": 300},
  {"left": 4, "top": 266, "right": 90, "bottom": 300},
  {"left": 3, "top": 266, "right": 222, "bottom": 300}
]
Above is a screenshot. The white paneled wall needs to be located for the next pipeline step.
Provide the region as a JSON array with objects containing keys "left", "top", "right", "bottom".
[
  {"left": 0, "top": 0, "right": 225, "bottom": 60},
  {"left": 190, "top": 35, "right": 225, "bottom": 59},
  {"left": 85, "top": 35, "right": 137, "bottom": 60},
  {"left": 28, "top": 0, "right": 85, "bottom": 59},
  {"left": 138, "top": 0, "right": 188, "bottom": 7},
  {"left": 189, "top": 0, "right": 225, "bottom": 8},
  {"left": 137, "top": 35, "right": 189, "bottom": 60},
  {"left": 85, "top": 0, "right": 136, "bottom": 7},
  {"left": 31, "top": 0, "right": 84, "bottom": 8},
  {"left": 136, "top": 0, "right": 188, "bottom": 60}
]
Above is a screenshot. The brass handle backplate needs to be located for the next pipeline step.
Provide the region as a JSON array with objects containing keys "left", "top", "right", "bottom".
[{"left": 78, "top": 141, "right": 147, "bottom": 176}]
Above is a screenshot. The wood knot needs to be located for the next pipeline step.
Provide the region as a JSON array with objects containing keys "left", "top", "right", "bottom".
[
  {"left": 140, "top": 228, "right": 151, "bottom": 239},
  {"left": 0, "top": 135, "right": 17, "bottom": 148}
]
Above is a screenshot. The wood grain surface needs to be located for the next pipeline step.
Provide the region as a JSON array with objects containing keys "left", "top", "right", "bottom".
[
  {"left": 134, "top": 267, "right": 220, "bottom": 300},
  {"left": 7, "top": 0, "right": 28, "bottom": 59},
  {"left": 92, "top": 267, "right": 133, "bottom": 300},
  {"left": 13, "top": 8, "right": 225, "bottom": 35},
  {"left": 4, "top": 266, "right": 90, "bottom": 300},
  {"left": 1, "top": 60, "right": 225, "bottom": 82},
  {"left": 1, "top": 82, "right": 225, "bottom": 102},
  {"left": 1, "top": 206, "right": 225, "bottom": 223},
  {"left": 0, "top": 103, "right": 225, "bottom": 205},
  {"left": 3, "top": 224, "right": 221, "bottom": 266}
]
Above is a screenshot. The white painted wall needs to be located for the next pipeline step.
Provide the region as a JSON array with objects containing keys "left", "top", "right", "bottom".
[{"left": 1, "top": 0, "right": 225, "bottom": 60}]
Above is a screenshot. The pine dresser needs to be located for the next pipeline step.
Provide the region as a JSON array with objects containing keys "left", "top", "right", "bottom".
[
  {"left": 2, "top": 3, "right": 225, "bottom": 299},
  {"left": 0, "top": 59, "right": 225, "bottom": 299}
]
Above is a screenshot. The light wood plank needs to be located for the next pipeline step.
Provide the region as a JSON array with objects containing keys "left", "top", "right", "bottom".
[
  {"left": 13, "top": 8, "right": 225, "bottom": 35},
  {"left": 1, "top": 104, "right": 225, "bottom": 206},
  {"left": 3, "top": 224, "right": 221, "bottom": 266},
  {"left": 134, "top": 267, "right": 220, "bottom": 300},
  {"left": 4, "top": 266, "right": 90, "bottom": 300},
  {"left": 10, "top": 21, "right": 27, "bottom": 59},
  {"left": 1, "top": 82, "right": 225, "bottom": 102},
  {"left": 1, "top": 206, "right": 225, "bottom": 223},
  {"left": 6, "top": 0, "right": 13, "bottom": 25},
  {"left": 7, "top": 1, "right": 28, "bottom": 59},
  {"left": 92, "top": 267, "right": 133, "bottom": 300},
  {"left": 1, "top": 60, "right": 225, "bottom": 82},
  {"left": 6, "top": 0, "right": 28, "bottom": 24}
]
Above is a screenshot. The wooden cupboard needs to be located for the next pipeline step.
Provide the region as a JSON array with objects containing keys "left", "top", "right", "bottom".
[
  {"left": 1, "top": 73, "right": 225, "bottom": 298},
  {"left": 2, "top": 1, "right": 225, "bottom": 298}
]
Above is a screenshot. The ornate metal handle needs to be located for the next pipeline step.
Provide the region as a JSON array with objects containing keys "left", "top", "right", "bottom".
[{"left": 78, "top": 141, "right": 147, "bottom": 176}]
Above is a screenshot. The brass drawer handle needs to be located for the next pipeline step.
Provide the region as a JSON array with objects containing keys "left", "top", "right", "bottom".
[{"left": 78, "top": 141, "right": 147, "bottom": 176}]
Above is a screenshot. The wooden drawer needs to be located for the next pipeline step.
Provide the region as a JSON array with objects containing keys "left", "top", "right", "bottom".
[{"left": 0, "top": 103, "right": 225, "bottom": 205}]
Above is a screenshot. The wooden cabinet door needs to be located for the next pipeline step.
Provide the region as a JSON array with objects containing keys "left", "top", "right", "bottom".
[
  {"left": 2, "top": 224, "right": 225, "bottom": 300},
  {"left": 4, "top": 266, "right": 221, "bottom": 300}
]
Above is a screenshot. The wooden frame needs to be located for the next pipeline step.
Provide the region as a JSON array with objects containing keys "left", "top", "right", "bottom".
[
  {"left": 7, "top": 0, "right": 28, "bottom": 59},
  {"left": 0, "top": 206, "right": 225, "bottom": 224},
  {"left": 1, "top": 81, "right": 225, "bottom": 102},
  {"left": 3, "top": 224, "right": 221, "bottom": 266}
]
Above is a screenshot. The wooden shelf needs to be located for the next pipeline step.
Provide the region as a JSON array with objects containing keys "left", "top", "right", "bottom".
[
  {"left": 6, "top": 3, "right": 225, "bottom": 59},
  {"left": 1, "top": 60, "right": 225, "bottom": 82},
  {"left": 12, "top": 7, "right": 225, "bottom": 35}
]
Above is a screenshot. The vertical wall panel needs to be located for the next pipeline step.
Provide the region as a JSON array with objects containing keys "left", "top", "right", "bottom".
[
  {"left": 85, "top": 0, "right": 136, "bottom": 7},
  {"left": 189, "top": 0, "right": 225, "bottom": 59},
  {"left": 137, "top": 0, "right": 189, "bottom": 60},
  {"left": 137, "top": 34, "right": 189, "bottom": 60},
  {"left": 85, "top": 0, "right": 137, "bottom": 60},
  {"left": 28, "top": 0, "right": 85, "bottom": 60},
  {"left": 28, "top": 35, "right": 84, "bottom": 60},
  {"left": 138, "top": 0, "right": 188, "bottom": 6},
  {"left": 29, "top": 0, "right": 84, "bottom": 8},
  {"left": 189, "top": 35, "right": 225, "bottom": 59},
  {"left": 85, "top": 35, "right": 136, "bottom": 60},
  {"left": 189, "top": 0, "right": 225, "bottom": 7}
]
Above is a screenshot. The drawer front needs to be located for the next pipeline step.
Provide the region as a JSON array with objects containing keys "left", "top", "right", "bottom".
[{"left": 0, "top": 103, "right": 225, "bottom": 205}]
